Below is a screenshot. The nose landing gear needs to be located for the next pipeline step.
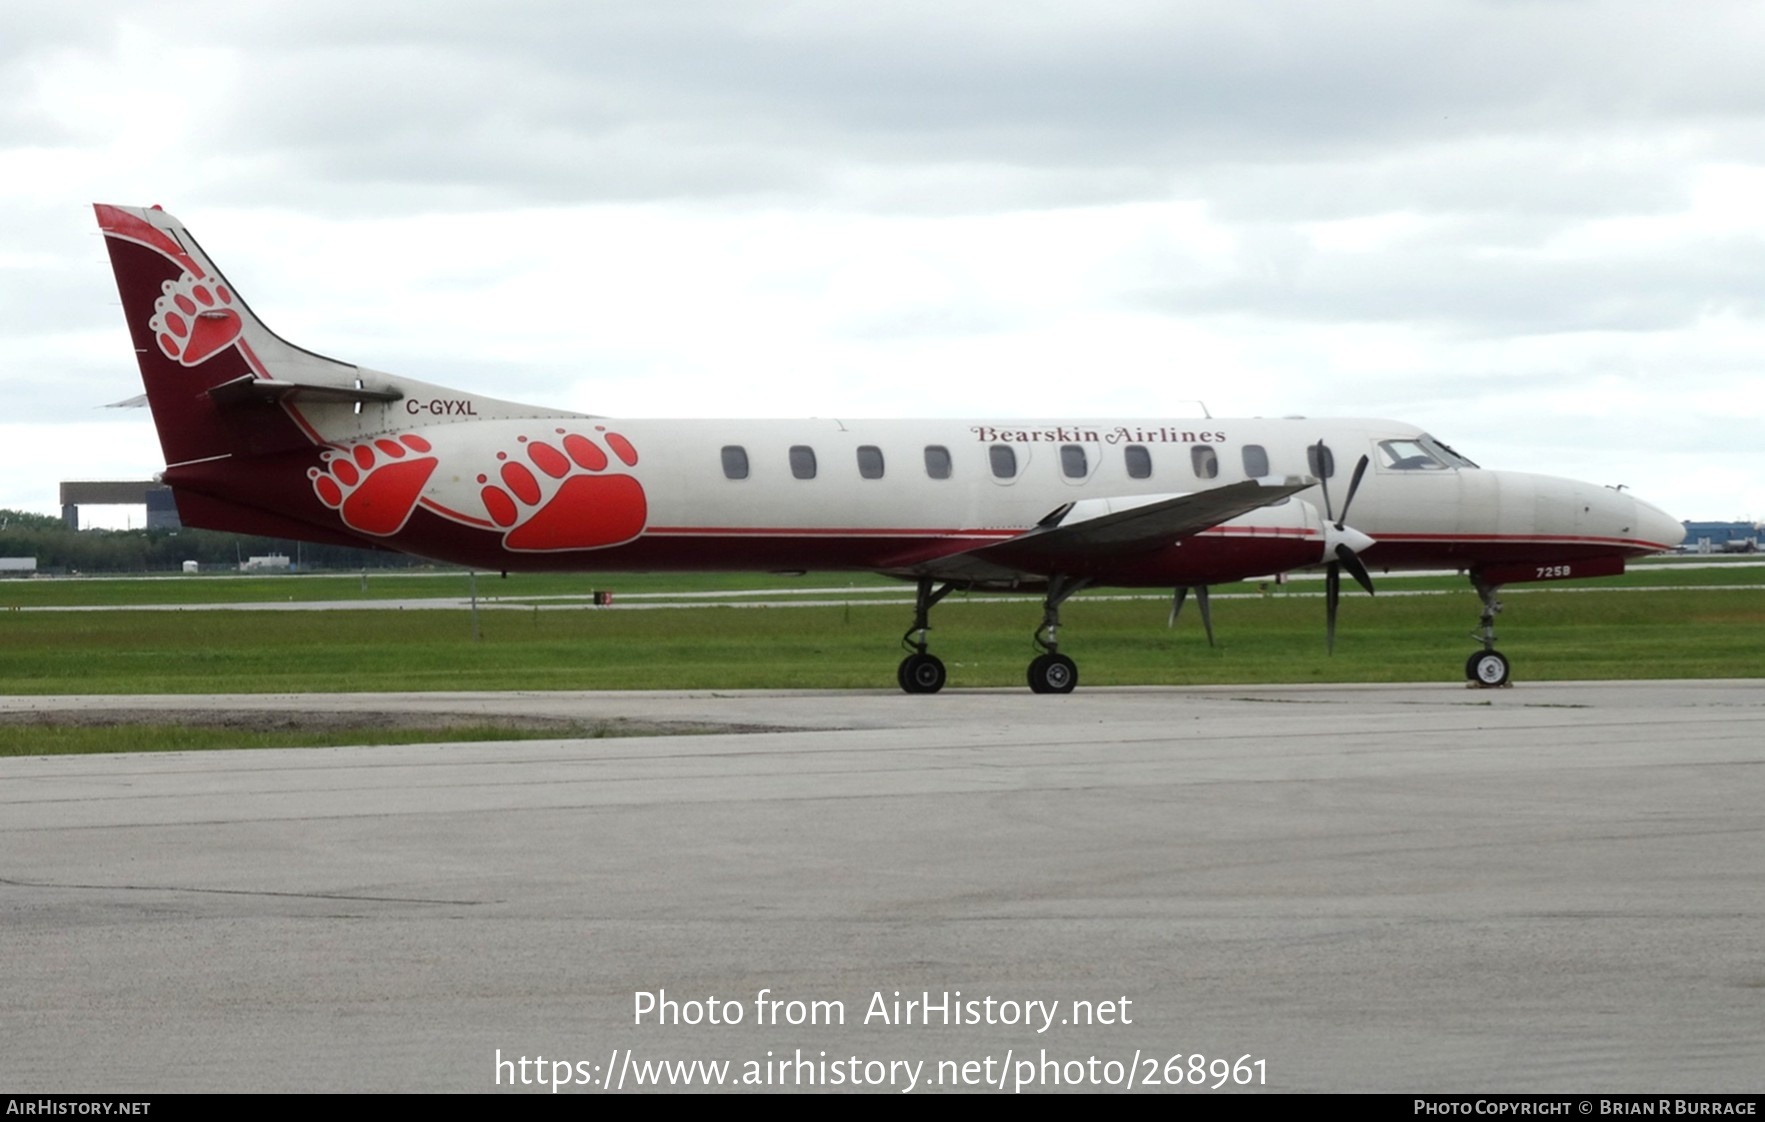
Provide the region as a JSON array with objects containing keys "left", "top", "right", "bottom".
[{"left": 1466, "top": 578, "right": 1511, "bottom": 687}]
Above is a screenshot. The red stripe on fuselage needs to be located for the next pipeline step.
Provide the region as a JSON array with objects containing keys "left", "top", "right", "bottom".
[
  {"left": 1368, "top": 531, "right": 1676, "bottom": 553},
  {"left": 645, "top": 526, "right": 1021, "bottom": 538}
]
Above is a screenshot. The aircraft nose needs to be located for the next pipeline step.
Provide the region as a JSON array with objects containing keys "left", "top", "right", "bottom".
[{"left": 1630, "top": 496, "right": 1685, "bottom": 553}]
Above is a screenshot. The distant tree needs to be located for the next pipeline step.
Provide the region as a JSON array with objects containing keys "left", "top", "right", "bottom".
[
  {"left": 0, "top": 509, "right": 63, "bottom": 532},
  {"left": 0, "top": 510, "right": 442, "bottom": 574}
]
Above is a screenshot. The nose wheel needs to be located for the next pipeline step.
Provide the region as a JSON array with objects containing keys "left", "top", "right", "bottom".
[{"left": 1466, "top": 649, "right": 1510, "bottom": 687}]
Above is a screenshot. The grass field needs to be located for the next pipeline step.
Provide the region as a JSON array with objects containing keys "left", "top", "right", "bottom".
[
  {"left": 0, "top": 558, "right": 1758, "bottom": 609},
  {"left": 0, "top": 567, "right": 905, "bottom": 607},
  {"left": 2, "top": 560, "right": 1758, "bottom": 754},
  {"left": 2, "top": 559, "right": 1760, "bottom": 693}
]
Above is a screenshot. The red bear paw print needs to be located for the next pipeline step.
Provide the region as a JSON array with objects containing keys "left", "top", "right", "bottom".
[
  {"left": 151, "top": 272, "right": 243, "bottom": 366},
  {"left": 310, "top": 434, "right": 438, "bottom": 536},
  {"left": 479, "top": 427, "right": 646, "bottom": 551}
]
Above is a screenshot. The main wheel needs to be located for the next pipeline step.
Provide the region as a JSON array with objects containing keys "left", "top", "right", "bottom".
[
  {"left": 898, "top": 652, "right": 947, "bottom": 694},
  {"left": 1466, "top": 650, "right": 1510, "bottom": 687},
  {"left": 1027, "top": 652, "right": 1078, "bottom": 694}
]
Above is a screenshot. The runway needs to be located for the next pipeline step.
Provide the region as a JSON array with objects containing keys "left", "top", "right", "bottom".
[{"left": 3, "top": 681, "right": 1762, "bottom": 1093}]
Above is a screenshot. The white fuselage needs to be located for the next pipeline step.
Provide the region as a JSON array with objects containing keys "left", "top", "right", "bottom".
[{"left": 256, "top": 403, "right": 1681, "bottom": 583}]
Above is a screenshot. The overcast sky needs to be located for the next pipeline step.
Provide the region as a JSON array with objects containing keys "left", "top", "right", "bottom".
[{"left": 4, "top": 0, "right": 1762, "bottom": 528}]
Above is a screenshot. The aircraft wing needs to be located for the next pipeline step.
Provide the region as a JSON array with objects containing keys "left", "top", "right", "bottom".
[
  {"left": 888, "top": 479, "right": 1315, "bottom": 583},
  {"left": 1014, "top": 479, "right": 1314, "bottom": 552}
]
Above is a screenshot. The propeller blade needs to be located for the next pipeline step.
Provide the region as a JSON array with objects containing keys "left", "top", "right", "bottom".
[
  {"left": 1336, "top": 542, "right": 1375, "bottom": 596},
  {"left": 1337, "top": 454, "right": 1370, "bottom": 529},
  {"left": 1313, "top": 440, "right": 1334, "bottom": 523},
  {"left": 1315, "top": 447, "right": 1375, "bottom": 653}
]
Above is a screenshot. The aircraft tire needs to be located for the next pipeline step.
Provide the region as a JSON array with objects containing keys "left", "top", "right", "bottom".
[
  {"left": 1466, "top": 650, "right": 1511, "bottom": 687},
  {"left": 1027, "top": 653, "right": 1078, "bottom": 694},
  {"left": 899, "top": 653, "right": 947, "bottom": 694}
]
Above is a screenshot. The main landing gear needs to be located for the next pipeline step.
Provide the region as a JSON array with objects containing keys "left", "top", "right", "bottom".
[
  {"left": 897, "top": 578, "right": 955, "bottom": 694},
  {"left": 1028, "top": 575, "right": 1091, "bottom": 694},
  {"left": 1466, "top": 578, "right": 1511, "bottom": 688},
  {"left": 893, "top": 575, "right": 1094, "bottom": 695}
]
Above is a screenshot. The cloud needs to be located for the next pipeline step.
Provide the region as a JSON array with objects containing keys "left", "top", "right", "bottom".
[{"left": 2, "top": 0, "right": 1763, "bottom": 520}]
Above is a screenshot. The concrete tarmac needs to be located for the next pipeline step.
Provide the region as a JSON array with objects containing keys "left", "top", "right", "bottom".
[{"left": 2, "top": 681, "right": 1761, "bottom": 1093}]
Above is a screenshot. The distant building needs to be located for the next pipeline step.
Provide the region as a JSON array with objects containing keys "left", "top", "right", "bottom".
[
  {"left": 240, "top": 554, "right": 292, "bottom": 572},
  {"left": 1680, "top": 521, "right": 1760, "bottom": 553},
  {"left": 58, "top": 482, "right": 180, "bottom": 531},
  {"left": 145, "top": 487, "right": 181, "bottom": 530},
  {"left": 0, "top": 557, "right": 37, "bottom": 576}
]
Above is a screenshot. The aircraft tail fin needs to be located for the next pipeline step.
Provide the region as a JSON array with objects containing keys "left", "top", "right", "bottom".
[{"left": 93, "top": 203, "right": 363, "bottom": 466}]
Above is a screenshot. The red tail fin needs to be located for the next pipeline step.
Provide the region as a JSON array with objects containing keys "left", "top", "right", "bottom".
[{"left": 94, "top": 204, "right": 351, "bottom": 466}]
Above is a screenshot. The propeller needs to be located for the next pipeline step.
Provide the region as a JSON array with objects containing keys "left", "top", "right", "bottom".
[
  {"left": 1169, "top": 585, "right": 1215, "bottom": 647},
  {"left": 1312, "top": 441, "right": 1376, "bottom": 653}
]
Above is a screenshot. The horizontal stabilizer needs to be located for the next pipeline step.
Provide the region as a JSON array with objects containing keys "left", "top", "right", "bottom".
[{"left": 206, "top": 375, "right": 404, "bottom": 407}]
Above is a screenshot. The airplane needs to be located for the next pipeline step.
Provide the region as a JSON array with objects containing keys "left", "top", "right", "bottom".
[{"left": 93, "top": 203, "right": 1686, "bottom": 694}]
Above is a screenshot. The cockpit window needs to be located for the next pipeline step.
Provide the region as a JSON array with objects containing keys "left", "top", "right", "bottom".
[
  {"left": 1423, "top": 434, "right": 1478, "bottom": 468},
  {"left": 1378, "top": 435, "right": 1479, "bottom": 471},
  {"left": 1378, "top": 439, "right": 1443, "bottom": 470}
]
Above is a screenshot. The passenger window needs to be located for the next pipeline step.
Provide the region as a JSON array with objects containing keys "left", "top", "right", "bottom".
[
  {"left": 721, "top": 445, "right": 749, "bottom": 480},
  {"left": 989, "top": 444, "right": 1018, "bottom": 479},
  {"left": 1124, "top": 445, "right": 1152, "bottom": 479},
  {"left": 1242, "top": 444, "right": 1269, "bottom": 477},
  {"left": 1306, "top": 444, "right": 1334, "bottom": 479},
  {"left": 1191, "top": 446, "right": 1218, "bottom": 480},
  {"left": 924, "top": 445, "right": 952, "bottom": 480},
  {"left": 856, "top": 445, "right": 884, "bottom": 479},
  {"left": 1060, "top": 444, "right": 1089, "bottom": 479},
  {"left": 789, "top": 445, "right": 817, "bottom": 480}
]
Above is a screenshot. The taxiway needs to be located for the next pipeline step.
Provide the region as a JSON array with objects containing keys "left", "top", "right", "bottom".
[{"left": 3, "top": 681, "right": 1761, "bottom": 1092}]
